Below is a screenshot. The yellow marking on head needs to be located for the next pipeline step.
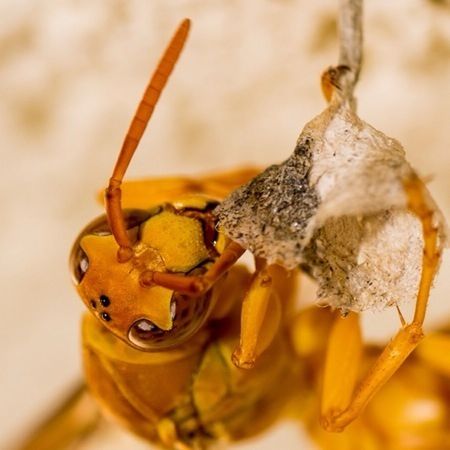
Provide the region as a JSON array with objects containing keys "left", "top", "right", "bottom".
[{"left": 141, "top": 211, "right": 210, "bottom": 272}]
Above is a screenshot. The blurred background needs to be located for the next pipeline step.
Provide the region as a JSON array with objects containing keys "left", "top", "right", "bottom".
[{"left": 1, "top": 0, "right": 449, "bottom": 448}]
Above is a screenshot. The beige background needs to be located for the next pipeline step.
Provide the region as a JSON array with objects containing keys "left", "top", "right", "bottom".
[{"left": 1, "top": 1, "right": 449, "bottom": 449}]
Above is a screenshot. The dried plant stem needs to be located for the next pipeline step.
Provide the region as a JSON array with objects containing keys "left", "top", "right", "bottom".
[{"left": 337, "top": 0, "right": 363, "bottom": 102}]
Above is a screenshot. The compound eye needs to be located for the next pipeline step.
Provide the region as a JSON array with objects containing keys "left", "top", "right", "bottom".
[
  {"left": 69, "top": 209, "right": 158, "bottom": 284},
  {"left": 128, "top": 318, "right": 166, "bottom": 349},
  {"left": 70, "top": 247, "right": 89, "bottom": 284},
  {"left": 128, "top": 287, "right": 213, "bottom": 351}
]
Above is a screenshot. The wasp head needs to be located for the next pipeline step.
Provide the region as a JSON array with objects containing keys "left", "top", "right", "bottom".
[{"left": 70, "top": 204, "right": 219, "bottom": 351}]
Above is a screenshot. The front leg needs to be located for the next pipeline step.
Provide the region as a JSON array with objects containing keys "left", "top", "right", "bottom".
[
  {"left": 232, "top": 264, "right": 282, "bottom": 369},
  {"left": 140, "top": 241, "right": 245, "bottom": 295},
  {"left": 157, "top": 418, "right": 196, "bottom": 450},
  {"left": 231, "top": 262, "right": 296, "bottom": 369}
]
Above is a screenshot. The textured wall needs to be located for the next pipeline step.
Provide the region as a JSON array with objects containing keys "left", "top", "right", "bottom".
[{"left": 1, "top": 1, "right": 449, "bottom": 448}]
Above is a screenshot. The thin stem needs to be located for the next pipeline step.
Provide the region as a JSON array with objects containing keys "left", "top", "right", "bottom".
[{"left": 337, "top": 0, "right": 363, "bottom": 102}]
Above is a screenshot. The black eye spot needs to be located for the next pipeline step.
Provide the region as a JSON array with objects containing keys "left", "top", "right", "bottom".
[
  {"left": 90, "top": 300, "right": 97, "bottom": 309},
  {"left": 99, "top": 295, "right": 110, "bottom": 307},
  {"left": 100, "top": 312, "right": 111, "bottom": 322}
]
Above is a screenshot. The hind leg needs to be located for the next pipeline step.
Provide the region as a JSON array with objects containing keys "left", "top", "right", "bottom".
[
  {"left": 14, "top": 384, "right": 100, "bottom": 450},
  {"left": 320, "top": 175, "right": 441, "bottom": 431}
]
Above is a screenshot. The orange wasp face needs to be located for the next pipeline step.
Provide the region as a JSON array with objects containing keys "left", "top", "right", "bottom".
[{"left": 70, "top": 203, "right": 220, "bottom": 351}]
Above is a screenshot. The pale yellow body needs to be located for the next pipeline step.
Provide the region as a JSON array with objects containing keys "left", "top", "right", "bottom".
[
  {"left": 18, "top": 302, "right": 450, "bottom": 450},
  {"left": 82, "top": 265, "right": 295, "bottom": 448}
]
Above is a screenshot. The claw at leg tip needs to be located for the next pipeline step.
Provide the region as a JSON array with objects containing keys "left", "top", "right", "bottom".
[
  {"left": 231, "top": 348, "right": 255, "bottom": 369},
  {"left": 319, "top": 414, "right": 345, "bottom": 433}
]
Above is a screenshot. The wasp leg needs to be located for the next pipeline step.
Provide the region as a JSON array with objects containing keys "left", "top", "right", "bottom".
[
  {"left": 13, "top": 383, "right": 101, "bottom": 450},
  {"left": 232, "top": 264, "right": 282, "bottom": 369},
  {"left": 321, "top": 175, "right": 441, "bottom": 432},
  {"left": 320, "top": 312, "right": 362, "bottom": 428},
  {"left": 111, "top": 167, "right": 261, "bottom": 209},
  {"left": 157, "top": 418, "right": 194, "bottom": 450},
  {"left": 141, "top": 241, "right": 245, "bottom": 295}
]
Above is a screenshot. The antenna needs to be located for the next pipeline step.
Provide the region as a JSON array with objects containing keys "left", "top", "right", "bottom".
[{"left": 105, "top": 19, "right": 191, "bottom": 262}]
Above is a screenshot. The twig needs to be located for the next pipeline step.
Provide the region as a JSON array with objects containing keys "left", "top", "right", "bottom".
[
  {"left": 331, "top": 0, "right": 363, "bottom": 105},
  {"left": 338, "top": 0, "right": 363, "bottom": 83}
]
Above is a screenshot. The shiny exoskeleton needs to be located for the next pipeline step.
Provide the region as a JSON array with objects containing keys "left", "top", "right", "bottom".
[{"left": 71, "top": 200, "right": 223, "bottom": 351}]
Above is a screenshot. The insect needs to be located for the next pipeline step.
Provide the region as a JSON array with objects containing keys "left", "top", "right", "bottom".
[
  {"left": 86, "top": 12, "right": 447, "bottom": 434},
  {"left": 16, "top": 8, "right": 448, "bottom": 449},
  {"left": 66, "top": 19, "right": 299, "bottom": 450},
  {"left": 69, "top": 19, "right": 281, "bottom": 373}
]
